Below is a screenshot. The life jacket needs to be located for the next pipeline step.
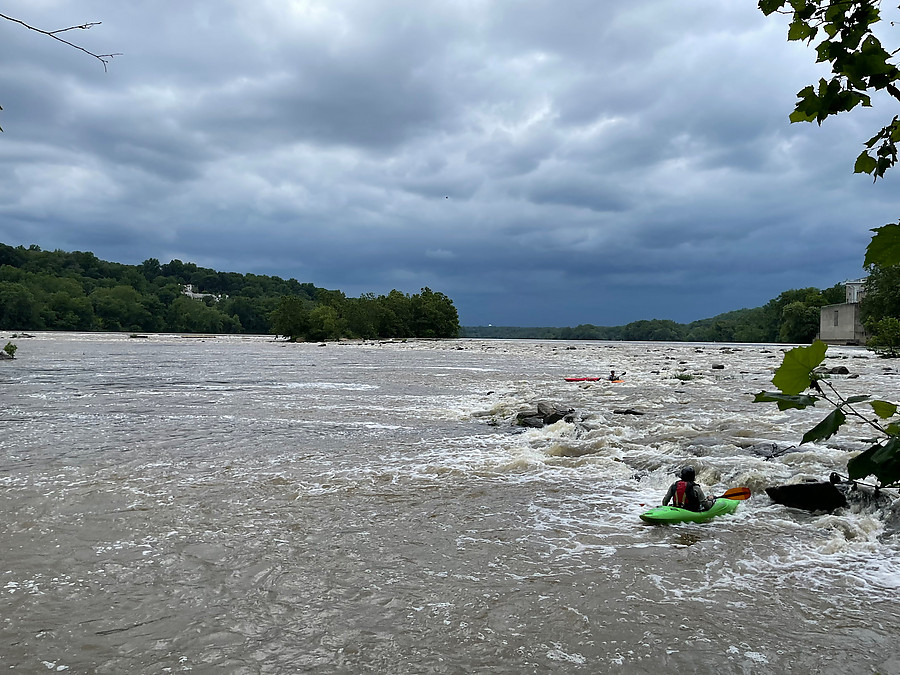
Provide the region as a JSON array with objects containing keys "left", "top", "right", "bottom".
[{"left": 673, "top": 480, "right": 700, "bottom": 511}]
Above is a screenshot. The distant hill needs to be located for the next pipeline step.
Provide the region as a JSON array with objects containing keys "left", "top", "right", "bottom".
[{"left": 461, "top": 287, "right": 845, "bottom": 343}]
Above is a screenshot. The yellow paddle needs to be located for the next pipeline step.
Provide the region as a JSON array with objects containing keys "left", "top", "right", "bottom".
[{"left": 717, "top": 487, "right": 752, "bottom": 500}]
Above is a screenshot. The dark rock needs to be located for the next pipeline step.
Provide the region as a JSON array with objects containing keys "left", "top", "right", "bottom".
[
  {"left": 537, "top": 401, "right": 575, "bottom": 424},
  {"left": 712, "top": 364, "right": 725, "bottom": 369},
  {"left": 765, "top": 481, "right": 848, "bottom": 511},
  {"left": 613, "top": 408, "right": 644, "bottom": 416},
  {"left": 828, "top": 366, "right": 850, "bottom": 375},
  {"left": 516, "top": 401, "right": 577, "bottom": 427},
  {"left": 516, "top": 414, "right": 546, "bottom": 428}
]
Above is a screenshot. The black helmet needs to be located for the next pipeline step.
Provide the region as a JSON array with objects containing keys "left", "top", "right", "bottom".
[{"left": 680, "top": 466, "right": 696, "bottom": 481}]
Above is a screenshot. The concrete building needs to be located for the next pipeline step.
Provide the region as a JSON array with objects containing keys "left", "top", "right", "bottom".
[{"left": 819, "top": 278, "right": 868, "bottom": 345}]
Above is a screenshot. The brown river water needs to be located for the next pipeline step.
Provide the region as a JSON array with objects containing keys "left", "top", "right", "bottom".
[{"left": 2, "top": 333, "right": 899, "bottom": 674}]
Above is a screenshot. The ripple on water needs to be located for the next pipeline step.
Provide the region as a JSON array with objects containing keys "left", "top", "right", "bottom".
[{"left": 1, "top": 335, "right": 898, "bottom": 673}]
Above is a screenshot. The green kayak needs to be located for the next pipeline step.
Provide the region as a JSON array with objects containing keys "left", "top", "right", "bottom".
[{"left": 640, "top": 497, "right": 740, "bottom": 524}]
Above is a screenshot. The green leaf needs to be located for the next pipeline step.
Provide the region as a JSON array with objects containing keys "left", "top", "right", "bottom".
[
  {"left": 772, "top": 341, "right": 827, "bottom": 395},
  {"left": 801, "top": 408, "right": 846, "bottom": 444},
  {"left": 848, "top": 437, "right": 900, "bottom": 486},
  {"left": 758, "top": 0, "right": 786, "bottom": 15},
  {"left": 886, "top": 423, "right": 900, "bottom": 436},
  {"left": 790, "top": 109, "right": 818, "bottom": 123},
  {"left": 788, "top": 20, "right": 813, "bottom": 41},
  {"left": 823, "top": 2, "right": 848, "bottom": 23},
  {"left": 754, "top": 391, "right": 819, "bottom": 410},
  {"left": 854, "top": 151, "right": 878, "bottom": 174},
  {"left": 870, "top": 400, "right": 898, "bottom": 419},
  {"left": 864, "top": 223, "right": 900, "bottom": 267}
]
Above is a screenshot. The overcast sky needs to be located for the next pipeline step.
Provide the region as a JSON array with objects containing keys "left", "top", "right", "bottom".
[{"left": 1, "top": 1, "right": 897, "bottom": 326}]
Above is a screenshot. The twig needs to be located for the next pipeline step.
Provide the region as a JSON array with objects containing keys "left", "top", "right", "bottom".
[
  {"left": 815, "top": 377, "right": 889, "bottom": 436},
  {"left": 0, "top": 13, "right": 121, "bottom": 71}
]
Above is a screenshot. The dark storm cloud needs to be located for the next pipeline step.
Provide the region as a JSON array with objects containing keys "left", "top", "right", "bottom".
[{"left": 0, "top": 0, "right": 895, "bottom": 327}]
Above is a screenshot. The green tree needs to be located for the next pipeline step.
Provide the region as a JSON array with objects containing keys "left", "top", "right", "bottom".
[
  {"left": 139, "top": 258, "right": 162, "bottom": 281},
  {"left": 621, "top": 319, "right": 686, "bottom": 341},
  {"left": 410, "top": 287, "right": 460, "bottom": 338},
  {"left": 0, "top": 282, "right": 41, "bottom": 329},
  {"left": 271, "top": 296, "right": 310, "bottom": 342},
  {"left": 222, "top": 296, "right": 276, "bottom": 334},
  {"left": 378, "top": 290, "right": 413, "bottom": 338},
  {"left": 0, "top": 244, "right": 27, "bottom": 268},
  {"left": 344, "top": 294, "right": 380, "bottom": 339},
  {"left": 860, "top": 264, "right": 900, "bottom": 323},
  {"left": 307, "top": 305, "right": 346, "bottom": 341},
  {"left": 166, "top": 296, "right": 239, "bottom": 333},
  {"left": 866, "top": 316, "right": 900, "bottom": 357},
  {"left": 779, "top": 301, "right": 821, "bottom": 343},
  {"left": 48, "top": 292, "right": 95, "bottom": 330},
  {"left": 90, "top": 285, "right": 152, "bottom": 331}
]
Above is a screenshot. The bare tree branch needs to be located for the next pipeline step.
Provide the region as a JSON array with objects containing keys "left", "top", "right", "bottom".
[{"left": 0, "top": 13, "right": 121, "bottom": 71}]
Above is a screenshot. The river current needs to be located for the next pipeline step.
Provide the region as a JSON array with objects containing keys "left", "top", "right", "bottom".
[{"left": 2, "top": 333, "right": 899, "bottom": 674}]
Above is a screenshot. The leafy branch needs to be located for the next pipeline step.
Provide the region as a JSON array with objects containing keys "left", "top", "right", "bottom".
[
  {"left": 754, "top": 341, "right": 900, "bottom": 487},
  {"left": 758, "top": 0, "right": 900, "bottom": 266}
]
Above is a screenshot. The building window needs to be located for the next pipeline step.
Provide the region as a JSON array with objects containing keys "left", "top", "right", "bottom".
[{"left": 834, "top": 310, "right": 840, "bottom": 327}]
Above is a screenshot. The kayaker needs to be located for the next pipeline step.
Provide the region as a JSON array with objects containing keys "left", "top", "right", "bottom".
[{"left": 662, "top": 466, "right": 714, "bottom": 511}]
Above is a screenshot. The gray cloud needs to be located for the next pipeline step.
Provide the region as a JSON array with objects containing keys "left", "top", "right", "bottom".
[{"left": 0, "top": 0, "right": 895, "bottom": 327}]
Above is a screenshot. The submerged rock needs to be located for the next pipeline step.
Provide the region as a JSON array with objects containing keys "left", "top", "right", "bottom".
[{"left": 747, "top": 442, "right": 802, "bottom": 459}]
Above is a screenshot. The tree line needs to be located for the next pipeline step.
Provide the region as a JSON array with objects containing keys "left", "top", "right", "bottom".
[
  {"left": 0, "top": 243, "right": 460, "bottom": 340},
  {"left": 4, "top": 242, "right": 899, "bottom": 346},
  {"left": 463, "top": 270, "right": 900, "bottom": 346}
]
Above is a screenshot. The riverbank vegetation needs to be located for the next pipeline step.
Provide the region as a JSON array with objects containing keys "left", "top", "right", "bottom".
[
  {"left": 0, "top": 244, "right": 459, "bottom": 340},
  {"left": 6, "top": 242, "right": 900, "bottom": 346}
]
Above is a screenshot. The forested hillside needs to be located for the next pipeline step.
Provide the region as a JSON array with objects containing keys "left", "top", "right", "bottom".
[{"left": 0, "top": 243, "right": 460, "bottom": 340}]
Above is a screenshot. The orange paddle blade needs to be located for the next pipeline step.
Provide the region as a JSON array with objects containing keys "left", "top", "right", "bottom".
[{"left": 720, "top": 487, "right": 751, "bottom": 500}]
